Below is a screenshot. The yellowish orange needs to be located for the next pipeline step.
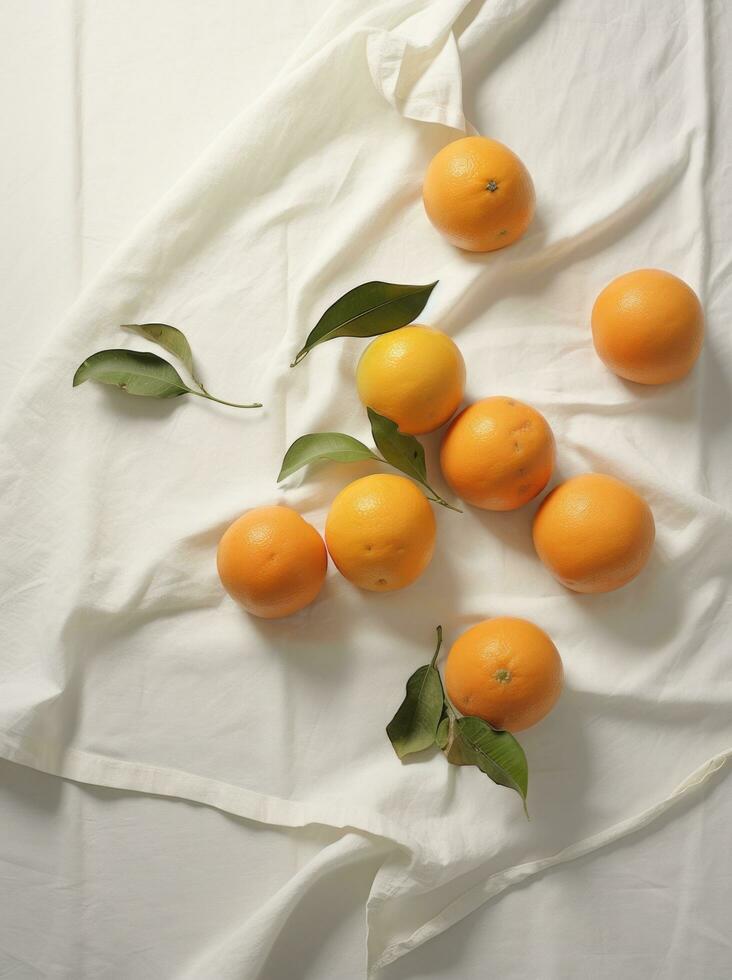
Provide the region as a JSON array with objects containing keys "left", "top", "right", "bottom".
[
  {"left": 439, "top": 396, "right": 555, "bottom": 511},
  {"left": 217, "top": 505, "right": 327, "bottom": 618},
  {"left": 423, "top": 136, "right": 535, "bottom": 252},
  {"left": 591, "top": 269, "right": 703, "bottom": 384},
  {"left": 532, "top": 473, "right": 655, "bottom": 594},
  {"left": 445, "top": 617, "right": 563, "bottom": 733},
  {"left": 356, "top": 325, "right": 465, "bottom": 435},
  {"left": 325, "top": 474, "right": 435, "bottom": 592}
]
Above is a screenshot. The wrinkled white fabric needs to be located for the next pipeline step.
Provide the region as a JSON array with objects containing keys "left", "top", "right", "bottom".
[
  {"left": 2, "top": 755, "right": 730, "bottom": 979},
  {"left": 1, "top": 0, "right": 731, "bottom": 975}
]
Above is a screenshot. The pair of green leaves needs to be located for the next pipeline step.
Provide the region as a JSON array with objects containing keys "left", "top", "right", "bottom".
[
  {"left": 386, "top": 627, "right": 529, "bottom": 814},
  {"left": 291, "top": 280, "right": 438, "bottom": 366},
  {"left": 73, "top": 324, "right": 261, "bottom": 409},
  {"left": 277, "top": 408, "right": 461, "bottom": 511}
]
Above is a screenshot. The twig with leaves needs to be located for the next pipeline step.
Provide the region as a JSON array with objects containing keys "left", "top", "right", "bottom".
[
  {"left": 278, "top": 407, "right": 461, "bottom": 512},
  {"left": 386, "top": 627, "right": 529, "bottom": 816},
  {"left": 73, "top": 323, "right": 261, "bottom": 409}
]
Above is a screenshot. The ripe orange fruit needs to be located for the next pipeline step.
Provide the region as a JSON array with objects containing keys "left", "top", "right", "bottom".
[
  {"left": 445, "top": 618, "right": 563, "bottom": 732},
  {"left": 439, "top": 396, "right": 555, "bottom": 511},
  {"left": 591, "top": 269, "right": 704, "bottom": 384},
  {"left": 356, "top": 325, "right": 465, "bottom": 435},
  {"left": 422, "top": 136, "right": 535, "bottom": 252},
  {"left": 217, "top": 505, "right": 327, "bottom": 618},
  {"left": 325, "top": 474, "right": 435, "bottom": 592},
  {"left": 532, "top": 473, "right": 655, "bottom": 593}
]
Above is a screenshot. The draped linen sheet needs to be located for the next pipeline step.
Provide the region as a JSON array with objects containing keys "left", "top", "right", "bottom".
[{"left": 1, "top": 0, "right": 730, "bottom": 973}]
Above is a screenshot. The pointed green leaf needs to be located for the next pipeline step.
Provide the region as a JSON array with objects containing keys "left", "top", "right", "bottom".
[
  {"left": 435, "top": 713, "right": 451, "bottom": 750},
  {"left": 278, "top": 432, "right": 378, "bottom": 482},
  {"left": 292, "top": 280, "right": 438, "bottom": 366},
  {"left": 386, "top": 663, "right": 444, "bottom": 759},
  {"left": 446, "top": 715, "right": 528, "bottom": 812},
  {"left": 368, "top": 408, "right": 462, "bottom": 512},
  {"left": 387, "top": 627, "right": 444, "bottom": 759},
  {"left": 73, "top": 349, "right": 192, "bottom": 398},
  {"left": 368, "top": 408, "right": 427, "bottom": 484},
  {"left": 123, "top": 323, "right": 200, "bottom": 385}
]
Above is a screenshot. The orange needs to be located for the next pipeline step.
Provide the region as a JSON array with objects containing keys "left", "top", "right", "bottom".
[
  {"left": 422, "top": 136, "right": 535, "bottom": 252},
  {"left": 591, "top": 269, "right": 704, "bottom": 384},
  {"left": 217, "top": 505, "right": 327, "bottom": 618},
  {"left": 324, "top": 474, "right": 435, "bottom": 592},
  {"left": 532, "top": 473, "right": 654, "bottom": 594},
  {"left": 439, "top": 396, "right": 555, "bottom": 511},
  {"left": 356, "top": 325, "right": 465, "bottom": 435},
  {"left": 445, "top": 618, "right": 563, "bottom": 732}
]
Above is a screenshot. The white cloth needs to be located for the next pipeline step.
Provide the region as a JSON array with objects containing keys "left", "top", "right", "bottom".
[
  {"left": 2, "top": 754, "right": 730, "bottom": 979},
  {"left": 1, "top": 0, "right": 731, "bottom": 976}
]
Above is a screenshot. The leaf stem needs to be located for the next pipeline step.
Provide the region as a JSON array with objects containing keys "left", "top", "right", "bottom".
[
  {"left": 371, "top": 446, "right": 463, "bottom": 513},
  {"left": 424, "top": 489, "right": 463, "bottom": 513},
  {"left": 430, "top": 626, "right": 443, "bottom": 668},
  {"left": 189, "top": 390, "right": 262, "bottom": 409}
]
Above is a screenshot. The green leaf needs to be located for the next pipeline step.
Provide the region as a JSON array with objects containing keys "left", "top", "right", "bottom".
[
  {"left": 435, "top": 713, "right": 451, "bottom": 750},
  {"left": 367, "top": 408, "right": 427, "bottom": 483},
  {"left": 292, "top": 280, "right": 438, "bottom": 366},
  {"left": 123, "top": 323, "right": 200, "bottom": 386},
  {"left": 386, "top": 665, "right": 444, "bottom": 759},
  {"left": 368, "top": 408, "right": 462, "bottom": 512},
  {"left": 278, "top": 432, "right": 378, "bottom": 482},
  {"left": 386, "top": 627, "right": 444, "bottom": 759},
  {"left": 446, "top": 715, "right": 529, "bottom": 813},
  {"left": 73, "top": 349, "right": 192, "bottom": 398}
]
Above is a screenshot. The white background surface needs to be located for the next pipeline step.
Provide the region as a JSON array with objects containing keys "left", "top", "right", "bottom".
[{"left": 1, "top": 2, "right": 730, "bottom": 978}]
